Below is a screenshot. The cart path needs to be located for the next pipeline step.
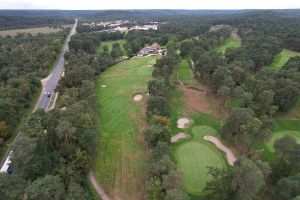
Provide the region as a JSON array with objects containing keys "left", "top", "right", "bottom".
[{"left": 88, "top": 171, "right": 111, "bottom": 200}]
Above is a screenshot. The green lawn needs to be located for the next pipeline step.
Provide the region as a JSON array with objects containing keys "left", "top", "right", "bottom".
[
  {"left": 96, "top": 39, "right": 126, "bottom": 54},
  {"left": 177, "top": 59, "right": 195, "bottom": 85},
  {"left": 175, "top": 126, "right": 227, "bottom": 195},
  {"left": 214, "top": 37, "right": 241, "bottom": 54},
  {"left": 95, "top": 56, "right": 157, "bottom": 199},
  {"left": 267, "top": 49, "right": 300, "bottom": 69}
]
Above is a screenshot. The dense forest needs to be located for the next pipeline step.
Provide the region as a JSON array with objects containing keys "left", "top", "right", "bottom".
[{"left": 0, "top": 29, "right": 69, "bottom": 147}]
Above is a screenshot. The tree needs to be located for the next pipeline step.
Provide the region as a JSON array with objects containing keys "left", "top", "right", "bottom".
[
  {"left": 165, "top": 188, "right": 190, "bottom": 200},
  {"left": 274, "top": 135, "right": 297, "bottom": 164},
  {"left": 144, "top": 124, "right": 168, "bottom": 146},
  {"left": 258, "top": 90, "right": 275, "bottom": 115},
  {"left": 217, "top": 86, "right": 231, "bottom": 109},
  {"left": 147, "top": 97, "right": 170, "bottom": 117},
  {"left": 148, "top": 76, "right": 169, "bottom": 97},
  {"left": 276, "top": 174, "right": 300, "bottom": 200},
  {"left": 162, "top": 170, "right": 183, "bottom": 190},
  {"left": 288, "top": 144, "right": 300, "bottom": 172},
  {"left": 180, "top": 40, "right": 194, "bottom": 57},
  {"left": 146, "top": 177, "right": 165, "bottom": 200},
  {"left": 25, "top": 175, "right": 66, "bottom": 200},
  {"left": 66, "top": 181, "right": 88, "bottom": 200},
  {"left": 231, "top": 157, "right": 270, "bottom": 200},
  {"left": 0, "top": 174, "right": 26, "bottom": 200},
  {"left": 0, "top": 121, "right": 7, "bottom": 139}
]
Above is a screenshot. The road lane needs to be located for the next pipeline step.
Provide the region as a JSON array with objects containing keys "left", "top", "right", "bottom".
[{"left": 35, "top": 18, "right": 77, "bottom": 112}]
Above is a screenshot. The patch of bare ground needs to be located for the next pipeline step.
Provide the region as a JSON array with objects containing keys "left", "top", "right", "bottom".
[
  {"left": 204, "top": 135, "right": 237, "bottom": 166},
  {"left": 171, "top": 133, "right": 189, "bottom": 142},
  {"left": 231, "top": 30, "right": 242, "bottom": 42},
  {"left": 179, "top": 83, "right": 228, "bottom": 119},
  {"left": 41, "top": 74, "right": 51, "bottom": 88}
]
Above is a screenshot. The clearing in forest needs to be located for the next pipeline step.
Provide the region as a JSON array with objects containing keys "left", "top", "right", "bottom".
[
  {"left": 96, "top": 39, "right": 126, "bottom": 54},
  {"left": 95, "top": 56, "right": 157, "bottom": 200},
  {"left": 267, "top": 49, "right": 300, "bottom": 69},
  {"left": 214, "top": 36, "right": 241, "bottom": 54}
]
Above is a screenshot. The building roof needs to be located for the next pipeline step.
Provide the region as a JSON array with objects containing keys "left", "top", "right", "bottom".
[{"left": 151, "top": 42, "right": 160, "bottom": 49}]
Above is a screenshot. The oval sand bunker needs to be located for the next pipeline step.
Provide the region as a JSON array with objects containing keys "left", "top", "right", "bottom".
[
  {"left": 204, "top": 135, "right": 237, "bottom": 166},
  {"left": 133, "top": 94, "right": 143, "bottom": 102},
  {"left": 177, "top": 118, "right": 190, "bottom": 129},
  {"left": 101, "top": 84, "right": 107, "bottom": 88},
  {"left": 171, "top": 133, "right": 189, "bottom": 142}
]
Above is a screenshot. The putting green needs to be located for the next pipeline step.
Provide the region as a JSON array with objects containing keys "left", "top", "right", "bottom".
[
  {"left": 175, "top": 126, "right": 226, "bottom": 195},
  {"left": 265, "top": 131, "right": 300, "bottom": 152}
]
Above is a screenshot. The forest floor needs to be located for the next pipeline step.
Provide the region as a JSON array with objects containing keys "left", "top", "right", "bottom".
[{"left": 94, "top": 56, "right": 157, "bottom": 200}]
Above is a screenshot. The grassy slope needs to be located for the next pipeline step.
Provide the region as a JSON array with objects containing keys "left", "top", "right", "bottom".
[
  {"left": 214, "top": 36, "right": 241, "bottom": 54},
  {"left": 178, "top": 59, "right": 194, "bottom": 84},
  {"left": 95, "top": 56, "right": 157, "bottom": 199},
  {"left": 175, "top": 126, "right": 226, "bottom": 195},
  {"left": 267, "top": 49, "right": 300, "bottom": 69},
  {"left": 96, "top": 39, "right": 126, "bottom": 54}
]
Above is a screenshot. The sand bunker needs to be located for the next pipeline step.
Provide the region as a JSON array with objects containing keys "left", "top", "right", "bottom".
[
  {"left": 133, "top": 94, "right": 143, "bottom": 102},
  {"left": 177, "top": 118, "right": 190, "bottom": 129},
  {"left": 171, "top": 133, "right": 189, "bottom": 142},
  {"left": 101, "top": 84, "right": 107, "bottom": 88},
  {"left": 204, "top": 135, "right": 237, "bottom": 166}
]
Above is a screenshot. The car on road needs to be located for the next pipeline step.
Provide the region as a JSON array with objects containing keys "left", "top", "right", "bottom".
[{"left": 47, "top": 92, "right": 51, "bottom": 97}]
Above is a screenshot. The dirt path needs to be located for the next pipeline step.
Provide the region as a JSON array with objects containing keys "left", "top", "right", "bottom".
[
  {"left": 88, "top": 171, "right": 111, "bottom": 200},
  {"left": 203, "top": 135, "right": 237, "bottom": 166}
]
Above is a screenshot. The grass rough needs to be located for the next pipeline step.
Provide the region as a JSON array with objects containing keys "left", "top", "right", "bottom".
[{"left": 95, "top": 56, "right": 157, "bottom": 199}]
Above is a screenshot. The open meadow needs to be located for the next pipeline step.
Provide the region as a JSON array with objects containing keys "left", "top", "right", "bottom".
[{"left": 95, "top": 56, "right": 157, "bottom": 200}]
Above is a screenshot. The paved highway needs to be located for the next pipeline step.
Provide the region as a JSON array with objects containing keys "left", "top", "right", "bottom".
[
  {"left": 35, "top": 18, "right": 78, "bottom": 111},
  {"left": 0, "top": 19, "right": 77, "bottom": 172}
]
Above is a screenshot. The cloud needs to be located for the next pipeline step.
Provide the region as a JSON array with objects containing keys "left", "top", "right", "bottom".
[{"left": 0, "top": 0, "right": 299, "bottom": 10}]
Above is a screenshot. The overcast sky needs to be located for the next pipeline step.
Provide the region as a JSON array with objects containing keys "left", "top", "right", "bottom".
[{"left": 0, "top": 0, "right": 299, "bottom": 10}]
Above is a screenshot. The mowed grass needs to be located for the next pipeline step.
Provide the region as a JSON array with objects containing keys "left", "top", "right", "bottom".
[
  {"left": 95, "top": 56, "right": 157, "bottom": 199},
  {"left": 214, "top": 36, "right": 241, "bottom": 54},
  {"left": 267, "top": 49, "right": 300, "bottom": 69},
  {"left": 96, "top": 39, "right": 126, "bottom": 54},
  {"left": 0, "top": 25, "right": 71, "bottom": 37},
  {"left": 175, "top": 126, "right": 227, "bottom": 195},
  {"left": 178, "top": 59, "right": 195, "bottom": 85}
]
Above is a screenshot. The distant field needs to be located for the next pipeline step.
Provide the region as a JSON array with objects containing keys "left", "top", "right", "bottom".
[
  {"left": 0, "top": 25, "right": 72, "bottom": 37},
  {"left": 95, "top": 56, "right": 157, "bottom": 199},
  {"left": 267, "top": 49, "right": 300, "bottom": 69},
  {"left": 214, "top": 36, "right": 241, "bottom": 54},
  {"left": 96, "top": 39, "right": 126, "bottom": 54}
]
